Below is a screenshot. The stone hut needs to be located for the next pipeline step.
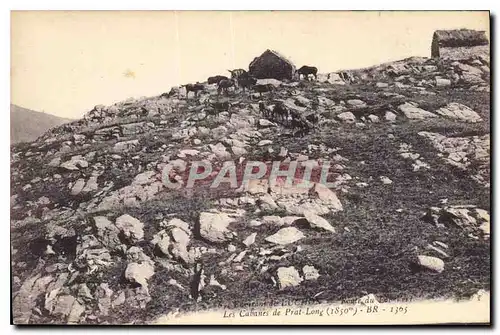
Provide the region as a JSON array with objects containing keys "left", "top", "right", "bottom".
[
  {"left": 248, "top": 49, "right": 296, "bottom": 80},
  {"left": 431, "top": 29, "right": 489, "bottom": 60}
]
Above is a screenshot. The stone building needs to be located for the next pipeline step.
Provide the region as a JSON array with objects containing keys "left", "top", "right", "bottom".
[
  {"left": 248, "top": 49, "right": 296, "bottom": 80},
  {"left": 431, "top": 29, "right": 489, "bottom": 61}
]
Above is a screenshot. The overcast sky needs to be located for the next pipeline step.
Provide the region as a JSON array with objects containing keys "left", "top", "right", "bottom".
[{"left": 11, "top": 11, "right": 489, "bottom": 119}]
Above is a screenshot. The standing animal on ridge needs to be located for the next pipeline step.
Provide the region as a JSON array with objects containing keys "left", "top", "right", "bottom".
[
  {"left": 217, "top": 79, "right": 236, "bottom": 96},
  {"left": 207, "top": 75, "right": 230, "bottom": 85},
  {"left": 205, "top": 100, "right": 231, "bottom": 117},
  {"left": 183, "top": 82, "right": 205, "bottom": 99},
  {"left": 227, "top": 69, "right": 247, "bottom": 81},
  {"left": 297, "top": 66, "right": 318, "bottom": 81},
  {"left": 237, "top": 73, "right": 257, "bottom": 93},
  {"left": 259, "top": 101, "right": 274, "bottom": 118},
  {"left": 253, "top": 84, "right": 275, "bottom": 97},
  {"left": 272, "top": 102, "right": 289, "bottom": 124}
]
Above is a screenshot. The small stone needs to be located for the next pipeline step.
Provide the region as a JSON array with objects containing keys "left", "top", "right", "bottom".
[
  {"left": 258, "top": 140, "right": 273, "bottom": 146},
  {"left": 243, "top": 233, "right": 257, "bottom": 247},
  {"left": 417, "top": 255, "right": 444, "bottom": 273},
  {"left": 265, "top": 227, "right": 305, "bottom": 245},
  {"left": 380, "top": 176, "right": 393, "bottom": 184},
  {"left": 303, "top": 265, "right": 320, "bottom": 280},
  {"left": 112, "top": 292, "right": 126, "bottom": 308},
  {"left": 115, "top": 214, "right": 144, "bottom": 243},
  {"left": 227, "top": 244, "right": 237, "bottom": 252}
]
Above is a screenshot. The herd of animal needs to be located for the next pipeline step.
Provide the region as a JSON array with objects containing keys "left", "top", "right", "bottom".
[
  {"left": 181, "top": 65, "right": 318, "bottom": 99},
  {"left": 168, "top": 65, "right": 320, "bottom": 136}
]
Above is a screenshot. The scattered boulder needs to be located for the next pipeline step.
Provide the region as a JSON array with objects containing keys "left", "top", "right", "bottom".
[
  {"left": 198, "top": 212, "right": 234, "bottom": 243},
  {"left": 303, "top": 265, "right": 320, "bottom": 280},
  {"left": 265, "top": 227, "right": 305, "bottom": 245},
  {"left": 416, "top": 255, "right": 445, "bottom": 273},
  {"left": 115, "top": 214, "right": 144, "bottom": 243},
  {"left": 399, "top": 102, "right": 437, "bottom": 119},
  {"left": 435, "top": 103, "right": 482, "bottom": 123},
  {"left": 385, "top": 111, "right": 397, "bottom": 122},
  {"left": 124, "top": 262, "right": 155, "bottom": 289},
  {"left": 337, "top": 112, "right": 356, "bottom": 123},
  {"left": 304, "top": 211, "right": 336, "bottom": 233},
  {"left": 94, "top": 216, "right": 121, "bottom": 250},
  {"left": 243, "top": 233, "right": 257, "bottom": 247},
  {"left": 275, "top": 266, "right": 303, "bottom": 289}
]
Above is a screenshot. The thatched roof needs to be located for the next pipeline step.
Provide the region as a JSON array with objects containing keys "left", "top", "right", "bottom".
[
  {"left": 248, "top": 49, "right": 296, "bottom": 80},
  {"left": 249, "top": 49, "right": 295, "bottom": 69},
  {"left": 433, "top": 29, "right": 489, "bottom": 48}
]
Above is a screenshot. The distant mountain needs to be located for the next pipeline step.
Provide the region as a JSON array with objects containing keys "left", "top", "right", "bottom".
[{"left": 10, "top": 104, "right": 73, "bottom": 144}]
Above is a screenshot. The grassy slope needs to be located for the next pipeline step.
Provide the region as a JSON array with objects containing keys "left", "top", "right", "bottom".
[{"left": 10, "top": 77, "right": 490, "bottom": 324}]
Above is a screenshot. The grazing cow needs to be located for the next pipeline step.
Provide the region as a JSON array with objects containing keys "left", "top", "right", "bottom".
[
  {"left": 237, "top": 73, "right": 257, "bottom": 93},
  {"left": 206, "top": 100, "right": 231, "bottom": 117},
  {"left": 272, "top": 102, "right": 289, "bottom": 124},
  {"left": 217, "top": 79, "right": 236, "bottom": 96},
  {"left": 253, "top": 84, "right": 275, "bottom": 97},
  {"left": 184, "top": 82, "right": 205, "bottom": 98},
  {"left": 297, "top": 66, "right": 318, "bottom": 81},
  {"left": 207, "top": 75, "right": 230, "bottom": 85},
  {"left": 259, "top": 101, "right": 274, "bottom": 118}
]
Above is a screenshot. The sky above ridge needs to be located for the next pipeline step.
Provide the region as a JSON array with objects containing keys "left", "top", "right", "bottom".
[{"left": 11, "top": 11, "right": 489, "bottom": 119}]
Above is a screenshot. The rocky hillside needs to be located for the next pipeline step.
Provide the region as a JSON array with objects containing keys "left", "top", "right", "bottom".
[
  {"left": 10, "top": 104, "right": 73, "bottom": 144},
  {"left": 11, "top": 54, "right": 490, "bottom": 324}
]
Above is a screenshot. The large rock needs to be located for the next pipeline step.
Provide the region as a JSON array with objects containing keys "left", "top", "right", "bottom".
[
  {"left": 115, "top": 214, "right": 144, "bottom": 243},
  {"left": 114, "top": 139, "right": 139, "bottom": 153},
  {"left": 124, "top": 262, "right": 155, "bottom": 289},
  {"left": 60, "top": 156, "right": 88, "bottom": 171},
  {"left": 311, "top": 183, "right": 343, "bottom": 211},
  {"left": 70, "top": 178, "right": 86, "bottom": 196},
  {"left": 347, "top": 99, "right": 367, "bottom": 108},
  {"left": 275, "top": 266, "right": 303, "bottom": 289},
  {"left": 94, "top": 216, "right": 121, "bottom": 249},
  {"left": 209, "top": 143, "right": 232, "bottom": 160},
  {"left": 198, "top": 212, "right": 234, "bottom": 243},
  {"left": 435, "top": 103, "right": 482, "bottom": 123},
  {"left": 256, "top": 78, "right": 282, "bottom": 87},
  {"left": 399, "top": 102, "right": 437, "bottom": 119},
  {"left": 416, "top": 255, "right": 445, "bottom": 273},
  {"left": 265, "top": 227, "right": 305, "bottom": 245},
  {"left": 304, "top": 211, "right": 336, "bottom": 233},
  {"left": 337, "top": 112, "right": 356, "bottom": 123}
]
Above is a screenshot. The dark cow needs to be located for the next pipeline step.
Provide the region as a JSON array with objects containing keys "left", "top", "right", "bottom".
[
  {"left": 206, "top": 100, "right": 231, "bottom": 117},
  {"left": 272, "top": 102, "right": 289, "bottom": 124},
  {"left": 297, "top": 66, "right": 318, "bottom": 81},
  {"left": 217, "top": 79, "right": 236, "bottom": 96},
  {"left": 259, "top": 101, "right": 275, "bottom": 119},
  {"left": 184, "top": 82, "right": 205, "bottom": 98},
  {"left": 207, "top": 75, "right": 230, "bottom": 85},
  {"left": 237, "top": 73, "right": 257, "bottom": 93}
]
